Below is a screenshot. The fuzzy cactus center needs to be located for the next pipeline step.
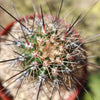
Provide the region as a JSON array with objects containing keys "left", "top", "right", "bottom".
[{"left": 40, "top": 40, "right": 59, "bottom": 61}]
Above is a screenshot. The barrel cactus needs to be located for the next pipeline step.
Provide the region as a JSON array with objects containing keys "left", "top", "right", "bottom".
[{"left": 0, "top": 0, "right": 99, "bottom": 100}]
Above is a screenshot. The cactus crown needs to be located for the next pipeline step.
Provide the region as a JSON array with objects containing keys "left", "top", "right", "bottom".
[
  {"left": 0, "top": 1, "right": 88, "bottom": 99},
  {"left": 11, "top": 14, "right": 86, "bottom": 89}
]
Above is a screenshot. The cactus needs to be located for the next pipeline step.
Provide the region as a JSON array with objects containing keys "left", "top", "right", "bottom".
[{"left": 0, "top": 0, "right": 100, "bottom": 100}]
